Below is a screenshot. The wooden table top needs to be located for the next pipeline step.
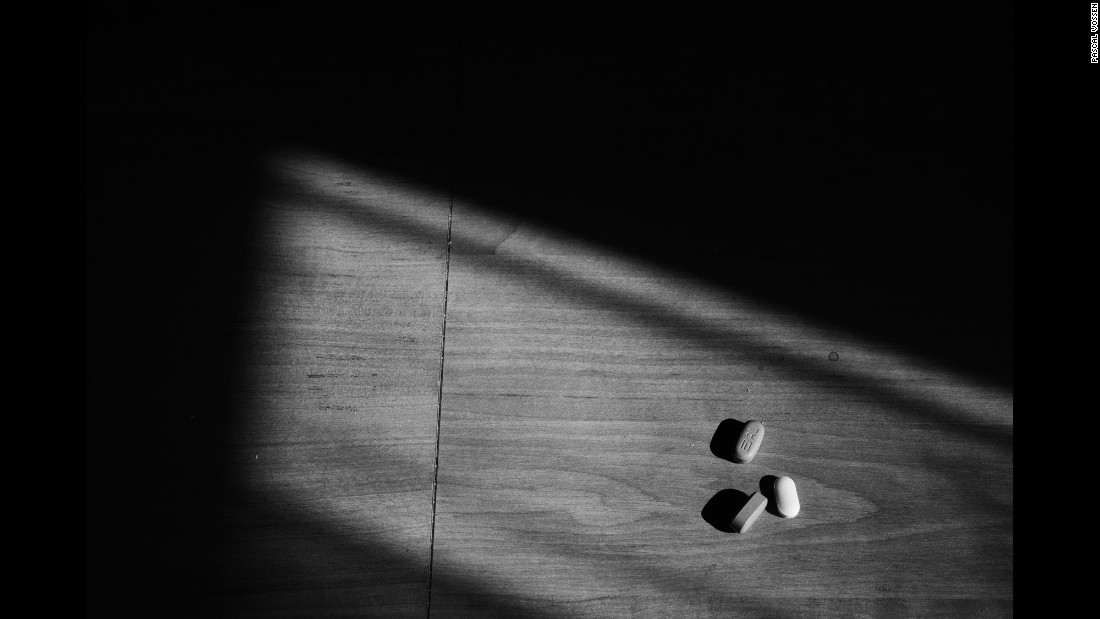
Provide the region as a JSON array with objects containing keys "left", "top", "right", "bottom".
[{"left": 87, "top": 7, "right": 1012, "bottom": 617}]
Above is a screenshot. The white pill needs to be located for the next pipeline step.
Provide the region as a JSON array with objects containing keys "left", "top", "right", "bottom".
[
  {"left": 731, "top": 492, "right": 768, "bottom": 533},
  {"left": 733, "top": 420, "right": 764, "bottom": 463},
  {"left": 773, "top": 476, "right": 800, "bottom": 518}
]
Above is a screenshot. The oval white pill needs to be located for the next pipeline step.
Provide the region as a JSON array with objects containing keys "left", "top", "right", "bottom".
[
  {"left": 773, "top": 476, "right": 800, "bottom": 518},
  {"left": 733, "top": 420, "right": 764, "bottom": 463},
  {"left": 731, "top": 491, "right": 768, "bottom": 533}
]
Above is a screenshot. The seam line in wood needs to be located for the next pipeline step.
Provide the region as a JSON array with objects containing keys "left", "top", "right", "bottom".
[{"left": 427, "top": 46, "right": 462, "bottom": 619}]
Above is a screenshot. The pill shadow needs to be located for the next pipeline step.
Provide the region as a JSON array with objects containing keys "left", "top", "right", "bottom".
[
  {"left": 758, "top": 475, "right": 783, "bottom": 517},
  {"left": 709, "top": 419, "right": 747, "bottom": 464},
  {"left": 701, "top": 489, "right": 751, "bottom": 533}
]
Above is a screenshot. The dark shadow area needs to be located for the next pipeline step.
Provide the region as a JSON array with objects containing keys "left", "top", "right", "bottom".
[
  {"left": 86, "top": 118, "right": 265, "bottom": 617},
  {"left": 709, "top": 419, "right": 746, "bottom": 464},
  {"left": 701, "top": 489, "right": 750, "bottom": 533},
  {"left": 88, "top": 3, "right": 1012, "bottom": 616},
  {"left": 88, "top": 3, "right": 1012, "bottom": 387},
  {"left": 758, "top": 475, "right": 781, "bottom": 518},
  {"left": 86, "top": 5, "right": 457, "bottom": 615},
  {"left": 287, "top": 7, "right": 1013, "bottom": 389},
  {"left": 88, "top": 482, "right": 559, "bottom": 618}
]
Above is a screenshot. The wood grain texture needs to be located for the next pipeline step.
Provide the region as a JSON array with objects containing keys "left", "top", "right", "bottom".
[
  {"left": 88, "top": 8, "right": 1010, "bottom": 617},
  {"left": 431, "top": 197, "right": 1012, "bottom": 617},
  {"left": 214, "top": 153, "right": 452, "bottom": 617},
  {"left": 86, "top": 137, "right": 453, "bottom": 617}
]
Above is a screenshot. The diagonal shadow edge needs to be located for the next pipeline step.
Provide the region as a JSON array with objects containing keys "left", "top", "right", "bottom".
[
  {"left": 249, "top": 157, "right": 1011, "bottom": 615},
  {"left": 262, "top": 158, "right": 1012, "bottom": 455}
]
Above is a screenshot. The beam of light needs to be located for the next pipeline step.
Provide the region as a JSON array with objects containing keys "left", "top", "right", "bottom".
[
  {"left": 239, "top": 148, "right": 1011, "bottom": 614},
  {"left": 265, "top": 149, "right": 1012, "bottom": 432}
]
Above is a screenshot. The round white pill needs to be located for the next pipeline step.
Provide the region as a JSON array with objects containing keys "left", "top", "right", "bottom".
[{"left": 774, "top": 476, "right": 800, "bottom": 518}]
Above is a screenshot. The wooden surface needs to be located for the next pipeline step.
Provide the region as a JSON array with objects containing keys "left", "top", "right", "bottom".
[
  {"left": 87, "top": 6, "right": 1012, "bottom": 618},
  {"left": 228, "top": 154, "right": 452, "bottom": 616},
  {"left": 86, "top": 140, "right": 454, "bottom": 617},
  {"left": 430, "top": 202, "right": 1011, "bottom": 617}
]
